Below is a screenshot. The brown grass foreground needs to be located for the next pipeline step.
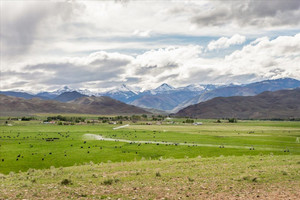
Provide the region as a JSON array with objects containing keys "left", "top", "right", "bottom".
[{"left": 0, "top": 155, "right": 300, "bottom": 199}]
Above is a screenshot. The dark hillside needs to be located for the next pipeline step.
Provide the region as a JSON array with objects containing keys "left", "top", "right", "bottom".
[
  {"left": 175, "top": 88, "right": 300, "bottom": 119},
  {"left": 0, "top": 95, "right": 149, "bottom": 115}
]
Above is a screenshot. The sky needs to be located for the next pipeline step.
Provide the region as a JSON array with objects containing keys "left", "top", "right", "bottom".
[{"left": 1, "top": 0, "right": 300, "bottom": 93}]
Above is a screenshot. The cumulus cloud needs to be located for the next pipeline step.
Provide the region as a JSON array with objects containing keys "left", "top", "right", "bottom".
[
  {"left": 190, "top": 0, "right": 300, "bottom": 28},
  {"left": 133, "top": 45, "right": 202, "bottom": 69},
  {"left": 131, "top": 34, "right": 300, "bottom": 87},
  {"left": 28, "top": 52, "right": 132, "bottom": 84},
  {"left": 1, "top": 0, "right": 299, "bottom": 64},
  {"left": 0, "top": 1, "right": 299, "bottom": 92},
  {"left": 207, "top": 34, "right": 246, "bottom": 51},
  {"left": 133, "top": 30, "right": 152, "bottom": 37},
  {"left": 1, "top": 51, "right": 133, "bottom": 91},
  {"left": 129, "top": 45, "right": 206, "bottom": 88},
  {"left": 1, "top": 33, "right": 300, "bottom": 92},
  {"left": 224, "top": 33, "right": 300, "bottom": 80}
]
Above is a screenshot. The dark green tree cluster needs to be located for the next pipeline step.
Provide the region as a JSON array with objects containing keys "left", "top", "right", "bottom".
[
  {"left": 228, "top": 118, "right": 237, "bottom": 123},
  {"left": 21, "top": 116, "right": 36, "bottom": 121},
  {"left": 184, "top": 119, "right": 194, "bottom": 123},
  {"left": 98, "top": 115, "right": 150, "bottom": 123},
  {"left": 46, "top": 115, "right": 85, "bottom": 123},
  {"left": 7, "top": 117, "right": 36, "bottom": 121},
  {"left": 152, "top": 115, "right": 165, "bottom": 121}
]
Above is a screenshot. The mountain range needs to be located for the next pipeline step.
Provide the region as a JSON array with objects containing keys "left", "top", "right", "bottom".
[
  {"left": 174, "top": 88, "right": 300, "bottom": 119},
  {"left": 172, "top": 78, "right": 300, "bottom": 112},
  {"left": 1, "top": 78, "right": 299, "bottom": 113}
]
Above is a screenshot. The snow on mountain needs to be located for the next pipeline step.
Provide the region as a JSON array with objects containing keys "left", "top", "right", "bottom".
[
  {"left": 180, "top": 84, "right": 206, "bottom": 92},
  {"left": 51, "top": 86, "right": 75, "bottom": 95},
  {"left": 48, "top": 86, "right": 97, "bottom": 96},
  {"left": 97, "top": 84, "right": 140, "bottom": 102},
  {"left": 107, "top": 84, "right": 139, "bottom": 95},
  {"left": 76, "top": 89, "right": 96, "bottom": 96},
  {"left": 151, "top": 83, "right": 175, "bottom": 94}
]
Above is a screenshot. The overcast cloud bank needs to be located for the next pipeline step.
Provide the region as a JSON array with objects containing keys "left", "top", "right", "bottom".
[{"left": 0, "top": 1, "right": 299, "bottom": 92}]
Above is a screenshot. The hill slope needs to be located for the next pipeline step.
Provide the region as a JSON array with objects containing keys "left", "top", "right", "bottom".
[
  {"left": 69, "top": 96, "right": 150, "bottom": 114},
  {"left": 1, "top": 155, "right": 299, "bottom": 199},
  {"left": 175, "top": 88, "right": 300, "bottom": 119},
  {"left": 0, "top": 91, "right": 50, "bottom": 100},
  {"left": 0, "top": 95, "right": 149, "bottom": 115},
  {"left": 54, "top": 91, "right": 87, "bottom": 102}
]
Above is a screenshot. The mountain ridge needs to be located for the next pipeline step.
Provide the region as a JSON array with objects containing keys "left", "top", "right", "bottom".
[
  {"left": 1, "top": 78, "right": 300, "bottom": 112},
  {"left": 0, "top": 95, "right": 149, "bottom": 116},
  {"left": 172, "top": 78, "right": 300, "bottom": 112},
  {"left": 54, "top": 91, "right": 88, "bottom": 102},
  {"left": 174, "top": 88, "right": 300, "bottom": 119}
]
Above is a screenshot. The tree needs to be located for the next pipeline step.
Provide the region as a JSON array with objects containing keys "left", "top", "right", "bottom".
[{"left": 228, "top": 118, "right": 237, "bottom": 123}]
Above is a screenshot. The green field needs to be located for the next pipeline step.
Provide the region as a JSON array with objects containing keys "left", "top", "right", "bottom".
[{"left": 1, "top": 119, "right": 300, "bottom": 175}]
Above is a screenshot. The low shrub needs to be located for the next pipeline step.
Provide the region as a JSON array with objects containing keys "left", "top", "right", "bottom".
[{"left": 61, "top": 178, "right": 72, "bottom": 185}]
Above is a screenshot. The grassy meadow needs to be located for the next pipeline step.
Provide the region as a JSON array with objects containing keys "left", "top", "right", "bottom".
[
  {"left": 1, "top": 155, "right": 300, "bottom": 199},
  {"left": 1, "top": 119, "right": 299, "bottom": 174},
  {"left": 0, "top": 118, "right": 300, "bottom": 199}
]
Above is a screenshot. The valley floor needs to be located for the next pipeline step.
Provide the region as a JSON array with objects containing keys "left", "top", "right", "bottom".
[{"left": 1, "top": 155, "right": 299, "bottom": 200}]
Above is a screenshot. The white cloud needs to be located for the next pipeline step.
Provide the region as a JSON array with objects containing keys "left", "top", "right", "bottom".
[
  {"left": 1, "top": 33, "right": 300, "bottom": 92},
  {"left": 0, "top": 51, "right": 133, "bottom": 92},
  {"left": 133, "top": 45, "right": 202, "bottom": 69},
  {"left": 224, "top": 33, "right": 300, "bottom": 80},
  {"left": 190, "top": 0, "right": 300, "bottom": 28},
  {"left": 130, "top": 45, "right": 205, "bottom": 89},
  {"left": 133, "top": 30, "right": 152, "bottom": 37},
  {"left": 207, "top": 34, "right": 246, "bottom": 51},
  {"left": 2, "top": 0, "right": 299, "bottom": 63},
  {"left": 0, "top": 1, "right": 84, "bottom": 59},
  {"left": 130, "top": 34, "right": 300, "bottom": 87},
  {"left": 0, "top": 1, "right": 299, "bottom": 92}
]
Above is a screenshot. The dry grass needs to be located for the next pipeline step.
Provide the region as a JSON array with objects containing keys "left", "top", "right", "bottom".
[{"left": 1, "top": 155, "right": 300, "bottom": 199}]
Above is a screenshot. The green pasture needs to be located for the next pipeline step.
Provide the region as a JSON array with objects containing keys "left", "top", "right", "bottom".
[{"left": 0, "top": 120, "right": 300, "bottom": 174}]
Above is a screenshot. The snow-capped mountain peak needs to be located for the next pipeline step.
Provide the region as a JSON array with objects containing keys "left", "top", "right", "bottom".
[
  {"left": 108, "top": 84, "right": 138, "bottom": 95},
  {"left": 95, "top": 84, "right": 141, "bottom": 102},
  {"left": 47, "top": 86, "right": 96, "bottom": 96},
  {"left": 183, "top": 84, "right": 206, "bottom": 92},
  {"left": 120, "top": 84, "right": 132, "bottom": 92},
  {"left": 76, "top": 89, "right": 96, "bottom": 96},
  {"left": 52, "top": 86, "right": 74, "bottom": 95},
  {"left": 153, "top": 83, "right": 175, "bottom": 92}
]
